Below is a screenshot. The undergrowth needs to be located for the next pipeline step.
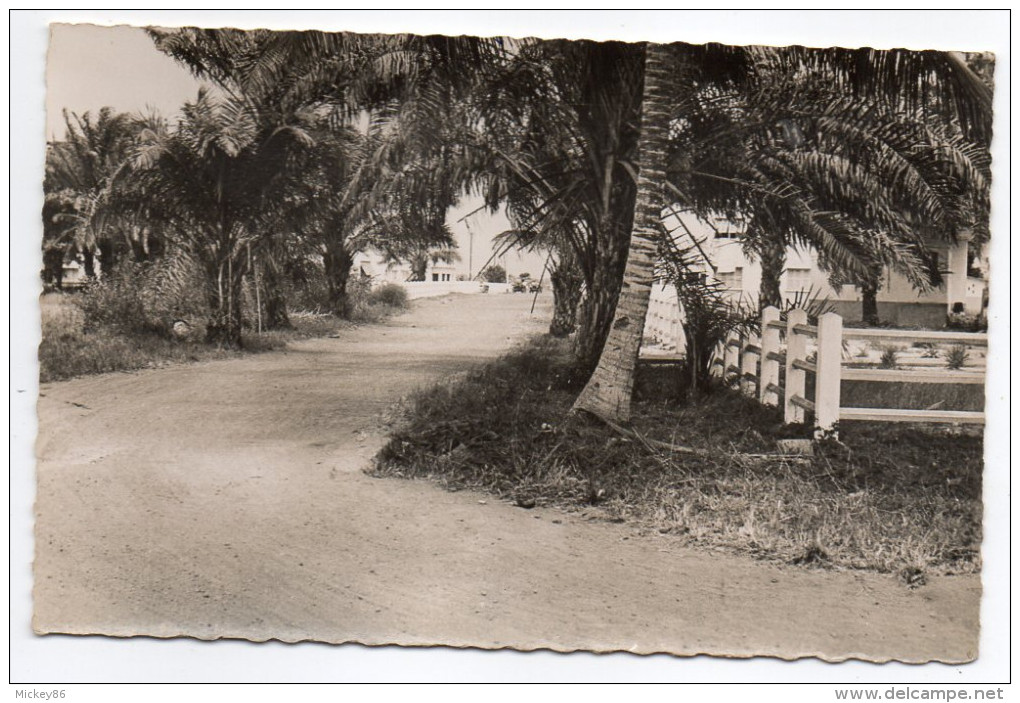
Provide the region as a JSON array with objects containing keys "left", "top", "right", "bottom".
[
  {"left": 374, "top": 337, "right": 983, "bottom": 579},
  {"left": 38, "top": 292, "right": 380, "bottom": 382}
]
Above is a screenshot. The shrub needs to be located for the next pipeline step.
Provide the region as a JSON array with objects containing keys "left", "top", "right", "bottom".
[
  {"left": 944, "top": 344, "right": 970, "bottom": 370},
  {"left": 947, "top": 311, "right": 987, "bottom": 332},
  {"left": 479, "top": 265, "right": 507, "bottom": 283},
  {"left": 367, "top": 282, "right": 409, "bottom": 309},
  {"left": 339, "top": 280, "right": 411, "bottom": 323},
  {"left": 77, "top": 258, "right": 208, "bottom": 339},
  {"left": 278, "top": 260, "right": 333, "bottom": 314}
]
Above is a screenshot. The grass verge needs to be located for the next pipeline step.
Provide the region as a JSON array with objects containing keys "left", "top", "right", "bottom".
[
  {"left": 373, "top": 336, "right": 983, "bottom": 581},
  {"left": 38, "top": 292, "right": 408, "bottom": 382}
]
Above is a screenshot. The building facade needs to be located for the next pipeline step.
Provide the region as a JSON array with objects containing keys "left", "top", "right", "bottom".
[{"left": 645, "top": 212, "right": 988, "bottom": 352}]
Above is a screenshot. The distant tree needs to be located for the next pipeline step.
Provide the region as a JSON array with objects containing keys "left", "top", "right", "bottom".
[
  {"left": 43, "top": 108, "right": 139, "bottom": 279},
  {"left": 479, "top": 264, "right": 506, "bottom": 283}
]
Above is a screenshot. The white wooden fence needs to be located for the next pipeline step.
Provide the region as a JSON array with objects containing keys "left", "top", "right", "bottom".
[{"left": 712, "top": 306, "right": 987, "bottom": 438}]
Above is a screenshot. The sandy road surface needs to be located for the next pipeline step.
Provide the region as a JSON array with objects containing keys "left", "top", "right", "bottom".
[{"left": 33, "top": 294, "right": 979, "bottom": 662}]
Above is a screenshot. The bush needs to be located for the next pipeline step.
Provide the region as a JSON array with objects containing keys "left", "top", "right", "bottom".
[
  {"left": 38, "top": 288, "right": 338, "bottom": 382},
  {"left": 336, "top": 279, "right": 411, "bottom": 323},
  {"left": 276, "top": 259, "right": 333, "bottom": 314},
  {"left": 479, "top": 265, "right": 507, "bottom": 283},
  {"left": 367, "top": 282, "right": 410, "bottom": 309},
  {"left": 947, "top": 311, "right": 987, "bottom": 332},
  {"left": 78, "top": 258, "right": 208, "bottom": 339}
]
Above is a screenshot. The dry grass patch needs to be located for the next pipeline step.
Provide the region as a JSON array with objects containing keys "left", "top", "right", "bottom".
[{"left": 374, "top": 337, "right": 983, "bottom": 580}]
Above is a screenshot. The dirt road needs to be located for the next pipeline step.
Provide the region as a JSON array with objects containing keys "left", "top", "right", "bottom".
[{"left": 33, "top": 294, "right": 979, "bottom": 662}]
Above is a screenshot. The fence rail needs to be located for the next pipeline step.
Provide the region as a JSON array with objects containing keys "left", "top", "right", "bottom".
[{"left": 713, "top": 306, "right": 987, "bottom": 438}]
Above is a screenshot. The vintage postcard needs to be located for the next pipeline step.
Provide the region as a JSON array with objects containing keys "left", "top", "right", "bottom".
[{"left": 18, "top": 11, "right": 1008, "bottom": 683}]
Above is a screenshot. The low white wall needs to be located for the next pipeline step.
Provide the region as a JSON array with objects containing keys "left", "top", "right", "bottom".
[{"left": 389, "top": 280, "right": 511, "bottom": 300}]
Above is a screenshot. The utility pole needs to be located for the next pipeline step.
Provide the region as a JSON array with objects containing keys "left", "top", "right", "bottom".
[{"left": 466, "top": 220, "right": 474, "bottom": 279}]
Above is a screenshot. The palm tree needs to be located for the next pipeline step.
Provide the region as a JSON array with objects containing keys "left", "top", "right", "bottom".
[
  {"left": 150, "top": 28, "right": 490, "bottom": 322},
  {"left": 574, "top": 43, "right": 992, "bottom": 422},
  {"left": 695, "top": 73, "right": 990, "bottom": 317},
  {"left": 493, "top": 222, "right": 584, "bottom": 338},
  {"left": 43, "top": 108, "right": 138, "bottom": 279},
  {"left": 127, "top": 89, "right": 317, "bottom": 346},
  {"left": 571, "top": 43, "right": 675, "bottom": 420},
  {"left": 208, "top": 30, "right": 654, "bottom": 370}
]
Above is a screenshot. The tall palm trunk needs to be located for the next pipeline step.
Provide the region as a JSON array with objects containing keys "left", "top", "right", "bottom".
[
  {"left": 205, "top": 230, "right": 246, "bottom": 348},
  {"left": 42, "top": 248, "right": 64, "bottom": 290},
  {"left": 856, "top": 259, "right": 883, "bottom": 325},
  {"left": 261, "top": 257, "right": 292, "bottom": 329},
  {"left": 860, "top": 274, "right": 880, "bottom": 326},
  {"left": 82, "top": 248, "right": 96, "bottom": 279},
  {"left": 549, "top": 252, "right": 584, "bottom": 337},
  {"left": 572, "top": 43, "right": 672, "bottom": 422},
  {"left": 98, "top": 238, "right": 121, "bottom": 277},
  {"left": 323, "top": 244, "right": 355, "bottom": 317},
  {"left": 757, "top": 235, "right": 786, "bottom": 310},
  {"left": 572, "top": 226, "right": 629, "bottom": 372},
  {"left": 409, "top": 253, "right": 428, "bottom": 282},
  {"left": 205, "top": 263, "right": 246, "bottom": 347}
]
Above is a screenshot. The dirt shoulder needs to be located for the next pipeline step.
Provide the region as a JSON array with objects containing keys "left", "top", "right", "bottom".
[{"left": 33, "top": 293, "right": 979, "bottom": 662}]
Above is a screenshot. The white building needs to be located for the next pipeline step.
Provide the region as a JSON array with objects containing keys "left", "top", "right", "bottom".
[{"left": 645, "top": 212, "right": 988, "bottom": 351}]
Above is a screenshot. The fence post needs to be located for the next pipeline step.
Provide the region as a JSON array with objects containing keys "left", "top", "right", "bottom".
[
  {"left": 760, "top": 306, "right": 780, "bottom": 407},
  {"left": 673, "top": 299, "right": 684, "bottom": 356},
  {"left": 814, "top": 311, "right": 843, "bottom": 439},
  {"left": 785, "top": 308, "right": 808, "bottom": 424},
  {"left": 741, "top": 331, "right": 758, "bottom": 397}
]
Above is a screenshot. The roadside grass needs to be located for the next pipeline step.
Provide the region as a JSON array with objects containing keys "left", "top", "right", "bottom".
[
  {"left": 840, "top": 380, "right": 984, "bottom": 412},
  {"left": 39, "top": 291, "right": 408, "bottom": 382},
  {"left": 374, "top": 336, "right": 983, "bottom": 580}
]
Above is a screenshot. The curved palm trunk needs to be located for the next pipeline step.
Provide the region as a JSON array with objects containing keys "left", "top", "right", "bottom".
[{"left": 572, "top": 44, "right": 672, "bottom": 422}]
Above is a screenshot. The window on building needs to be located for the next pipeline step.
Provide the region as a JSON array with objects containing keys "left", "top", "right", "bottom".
[
  {"left": 784, "top": 268, "right": 811, "bottom": 292},
  {"left": 710, "top": 216, "right": 744, "bottom": 239},
  {"left": 442, "top": 273, "right": 451, "bottom": 281},
  {"left": 432, "top": 273, "right": 440, "bottom": 282},
  {"left": 966, "top": 250, "right": 982, "bottom": 278},
  {"left": 718, "top": 267, "right": 743, "bottom": 291}
]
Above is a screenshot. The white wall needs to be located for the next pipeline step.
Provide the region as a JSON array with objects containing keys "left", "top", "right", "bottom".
[
  {"left": 668, "top": 210, "right": 984, "bottom": 314},
  {"left": 396, "top": 281, "right": 510, "bottom": 300}
]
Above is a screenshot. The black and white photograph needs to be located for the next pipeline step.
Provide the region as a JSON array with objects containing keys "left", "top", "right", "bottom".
[{"left": 11, "top": 9, "right": 1010, "bottom": 687}]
